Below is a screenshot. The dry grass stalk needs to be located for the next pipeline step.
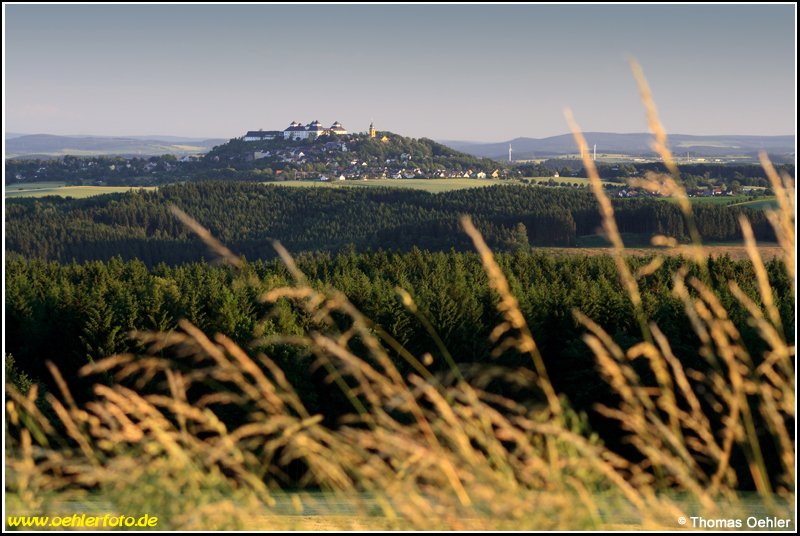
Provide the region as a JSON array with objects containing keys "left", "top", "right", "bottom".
[
  {"left": 564, "top": 109, "right": 650, "bottom": 345},
  {"left": 629, "top": 60, "right": 706, "bottom": 265},
  {"left": 759, "top": 151, "right": 795, "bottom": 286},
  {"left": 460, "top": 215, "right": 561, "bottom": 419},
  {"left": 739, "top": 215, "right": 784, "bottom": 335},
  {"left": 169, "top": 205, "right": 243, "bottom": 268},
  {"left": 563, "top": 62, "right": 794, "bottom": 509}
]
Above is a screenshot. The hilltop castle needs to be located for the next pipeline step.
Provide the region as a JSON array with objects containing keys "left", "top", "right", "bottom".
[{"left": 244, "top": 121, "right": 350, "bottom": 142}]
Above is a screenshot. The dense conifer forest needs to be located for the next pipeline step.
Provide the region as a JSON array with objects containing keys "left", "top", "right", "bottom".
[
  {"left": 6, "top": 250, "right": 793, "bottom": 464},
  {"left": 5, "top": 182, "right": 774, "bottom": 265}
]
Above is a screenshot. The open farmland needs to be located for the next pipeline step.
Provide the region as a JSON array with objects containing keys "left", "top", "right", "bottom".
[
  {"left": 4, "top": 182, "right": 157, "bottom": 198},
  {"left": 4, "top": 179, "right": 508, "bottom": 198},
  {"left": 269, "top": 177, "right": 517, "bottom": 193},
  {"left": 730, "top": 197, "right": 780, "bottom": 210}
]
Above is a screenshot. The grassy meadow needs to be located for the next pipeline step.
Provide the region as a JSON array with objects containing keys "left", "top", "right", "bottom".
[
  {"left": 4, "top": 182, "right": 157, "bottom": 198},
  {"left": 4, "top": 178, "right": 514, "bottom": 198},
  {"left": 680, "top": 195, "right": 775, "bottom": 206},
  {"left": 270, "top": 177, "right": 514, "bottom": 193},
  {"left": 731, "top": 197, "right": 780, "bottom": 210}
]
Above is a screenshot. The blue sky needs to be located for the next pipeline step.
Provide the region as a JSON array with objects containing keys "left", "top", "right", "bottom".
[{"left": 4, "top": 4, "right": 796, "bottom": 141}]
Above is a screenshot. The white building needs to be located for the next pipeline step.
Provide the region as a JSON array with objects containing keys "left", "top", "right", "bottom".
[
  {"left": 283, "top": 121, "right": 309, "bottom": 140},
  {"left": 282, "top": 120, "right": 349, "bottom": 140},
  {"left": 244, "top": 130, "right": 281, "bottom": 141},
  {"left": 244, "top": 121, "right": 349, "bottom": 141},
  {"left": 329, "top": 121, "right": 348, "bottom": 135},
  {"left": 245, "top": 121, "right": 349, "bottom": 141},
  {"left": 303, "top": 120, "right": 327, "bottom": 139}
]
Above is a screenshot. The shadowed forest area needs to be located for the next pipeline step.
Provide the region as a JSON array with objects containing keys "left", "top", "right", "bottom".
[{"left": 5, "top": 182, "right": 777, "bottom": 265}]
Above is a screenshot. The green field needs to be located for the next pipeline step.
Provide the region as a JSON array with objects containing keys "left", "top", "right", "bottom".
[
  {"left": 657, "top": 195, "right": 777, "bottom": 208},
  {"left": 5, "top": 182, "right": 157, "bottom": 198},
  {"left": 5, "top": 181, "right": 67, "bottom": 196},
  {"left": 5, "top": 179, "right": 501, "bottom": 198},
  {"left": 689, "top": 196, "right": 779, "bottom": 208},
  {"left": 730, "top": 198, "right": 779, "bottom": 210},
  {"left": 687, "top": 195, "right": 751, "bottom": 205},
  {"left": 268, "top": 178, "right": 514, "bottom": 193}
]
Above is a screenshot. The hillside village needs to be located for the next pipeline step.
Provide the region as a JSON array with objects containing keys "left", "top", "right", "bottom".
[
  {"left": 206, "top": 120, "right": 507, "bottom": 181},
  {"left": 4, "top": 120, "right": 788, "bottom": 199}
]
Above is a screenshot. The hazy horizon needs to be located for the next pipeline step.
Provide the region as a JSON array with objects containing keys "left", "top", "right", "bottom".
[
  {"left": 4, "top": 4, "right": 796, "bottom": 142},
  {"left": 5, "top": 131, "right": 797, "bottom": 145}
]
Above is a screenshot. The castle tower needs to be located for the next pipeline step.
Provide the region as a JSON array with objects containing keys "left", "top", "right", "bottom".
[{"left": 369, "top": 122, "right": 376, "bottom": 139}]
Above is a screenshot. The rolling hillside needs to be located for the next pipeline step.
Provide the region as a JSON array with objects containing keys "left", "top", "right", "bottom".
[
  {"left": 6, "top": 134, "right": 226, "bottom": 158},
  {"left": 442, "top": 133, "right": 795, "bottom": 161}
]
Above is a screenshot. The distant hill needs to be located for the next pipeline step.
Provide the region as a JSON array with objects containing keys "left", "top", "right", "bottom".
[
  {"left": 441, "top": 133, "right": 796, "bottom": 161},
  {"left": 202, "top": 131, "right": 504, "bottom": 179},
  {"left": 6, "top": 134, "right": 226, "bottom": 158}
]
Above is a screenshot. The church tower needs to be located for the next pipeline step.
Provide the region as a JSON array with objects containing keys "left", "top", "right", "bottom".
[{"left": 369, "top": 122, "right": 376, "bottom": 139}]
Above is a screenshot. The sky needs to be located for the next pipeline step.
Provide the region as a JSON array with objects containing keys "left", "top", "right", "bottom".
[{"left": 3, "top": 4, "right": 796, "bottom": 142}]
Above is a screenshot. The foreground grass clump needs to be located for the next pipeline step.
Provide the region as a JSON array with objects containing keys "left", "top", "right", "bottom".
[{"left": 5, "top": 70, "right": 794, "bottom": 530}]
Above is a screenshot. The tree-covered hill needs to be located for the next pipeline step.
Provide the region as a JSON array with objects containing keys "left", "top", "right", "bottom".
[
  {"left": 5, "top": 182, "right": 775, "bottom": 266},
  {"left": 200, "top": 131, "right": 505, "bottom": 180}
]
